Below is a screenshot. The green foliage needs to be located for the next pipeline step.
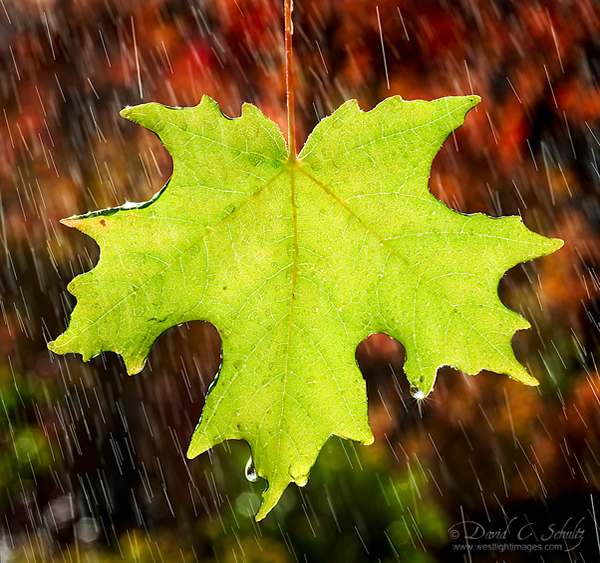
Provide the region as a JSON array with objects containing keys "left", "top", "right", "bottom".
[
  {"left": 0, "top": 364, "right": 57, "bottom": 509},
  {"left": 48, "top": 94, "right": 562, "bottom": 518}
]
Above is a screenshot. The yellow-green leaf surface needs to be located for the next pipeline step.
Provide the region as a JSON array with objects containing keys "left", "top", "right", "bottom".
[{"left": 49, "top": 94, "right": 562, "bottom": 519}]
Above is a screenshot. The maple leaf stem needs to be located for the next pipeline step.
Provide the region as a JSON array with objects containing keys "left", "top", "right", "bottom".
[{"left": 285, "top": 0, "right": 296, "bottom": 160}]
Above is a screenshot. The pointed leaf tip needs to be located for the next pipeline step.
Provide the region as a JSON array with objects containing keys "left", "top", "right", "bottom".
[
  {"left": 255, "top": 474, "right": 292, "bottom": 521},
  {"left": 511, "top": 368, "right": 539, "bottom": 387},
  {"left": 60, "top": 217, "right": 90, "bottom": 232},
  {"left": 185, "top": 439, "right": 203, "bottom": 460},
  {"left": 550, "top": 237, "right": 564, "bottom": 253},
  {"left": 185, "top": 427, "right": 227, "bottom": 460},
  {"left": 119, "top": 106, "right": 133, "bottom": 119},
  {"left": 119, "top": 102, "right": 168, "bottom": 133},
  {"left": 363, "top": 434, "right": 375, "bottom": 446},
  {"left": 125, "top": 362, "right": 146, "bottom": 376}
]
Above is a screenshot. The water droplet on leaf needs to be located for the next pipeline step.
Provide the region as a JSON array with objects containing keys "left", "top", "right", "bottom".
[
  {"left": 245, "top": 457, "right": 257, "bottom": 482},
  {"left": 410, "top": 385, "right": 426, "bottom": 400},
  {"left": 295, "top": 476, "right": 308, "bottom": 487}
]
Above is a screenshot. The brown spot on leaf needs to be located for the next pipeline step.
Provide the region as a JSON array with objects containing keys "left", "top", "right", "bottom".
[{"left": 99, "top": 219, "right": 107, "bottom": 226}]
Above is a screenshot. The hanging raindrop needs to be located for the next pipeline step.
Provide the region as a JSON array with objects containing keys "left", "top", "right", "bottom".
[
  {"left": 295, "top": 476, "right": 308, "bottom": 487},
  {"left": 410, "top": 385, "right": 426, "bottom": 400},
  {"left": 245, "top": 457, "right": 258, "bottom": 482}
]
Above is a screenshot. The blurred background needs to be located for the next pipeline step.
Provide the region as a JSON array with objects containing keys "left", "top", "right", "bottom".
[{"left": 1, "top": 0, "right": 599, "bottom": 560}]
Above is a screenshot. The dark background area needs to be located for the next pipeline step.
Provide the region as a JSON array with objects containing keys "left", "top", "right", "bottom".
[{"left": 1, "top": 0, "right": 599, "bottom": 560}]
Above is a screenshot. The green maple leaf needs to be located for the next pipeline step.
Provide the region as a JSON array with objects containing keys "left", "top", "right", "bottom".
[{"left": 48, "top": 94, "right": 562, "bottom": 519}]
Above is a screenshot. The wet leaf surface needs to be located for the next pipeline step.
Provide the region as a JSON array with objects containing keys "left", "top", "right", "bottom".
[{"left": 49, "top": 94, "right": 561, "bottom": 517}]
